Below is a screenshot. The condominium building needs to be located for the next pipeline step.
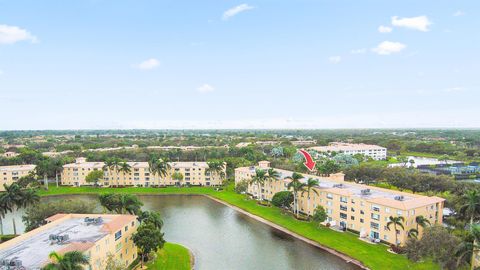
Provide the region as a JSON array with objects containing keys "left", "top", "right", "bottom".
[
  {"left": 0, "top": 213, "right": 138, "bottom": 270},
  {"left": 309, "top": 142, "right": 387, "bottom": 160},
  {"left": 0, "top": 164, "right": 36, "bottom": 191},
  {"left": 61, "top": 157, "right": 225, "bottom": 187},
  {"left": 235, "top": 161, "right": 444, "bottom": 246}
]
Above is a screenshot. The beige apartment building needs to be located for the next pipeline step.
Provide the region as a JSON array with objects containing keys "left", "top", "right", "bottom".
[
  {"left": 61, "top": 157, "right": 225, "bottom": 187},
  {"left": 235, "top": 161, "right": 444, "bottom": 246},
  {"left": 0, "top": 213, "right": 138, "bottom": 270},
  {"left": 0, "top": 164, "right": 36, "bottom": 191},
  {"left": 309, "top": 142, "right": 387, "bottom": 160}
]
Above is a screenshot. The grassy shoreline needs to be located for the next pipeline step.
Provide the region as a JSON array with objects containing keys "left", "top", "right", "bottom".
[
  {"left": 38, "top": 185, "right": 438, "bottom": 270},
  {"left": 146, "top": 242, "right": 192, "bottom": 270}
]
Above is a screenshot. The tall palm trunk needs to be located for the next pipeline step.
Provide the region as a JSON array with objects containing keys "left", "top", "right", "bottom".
[
  {"left": 394, "top": 224, "right": 398, "bottom": 245},
  {"left": 0, "top": 218, "right": 3, "bottom": 236},
  {"left": 307, "top": 196, "right": 311, "bottom": 217},
  {"left": 471, "top": 216, "right": 476, "bottom": 270},
  {"left": 12, "top": 217, "right": 16, "bottom": 235},
  {"left": 44, "top": 173, "right": 48, "bottom": 190},
  {"left": 55, "top": 171, "right": 59, "bottom": 188}
]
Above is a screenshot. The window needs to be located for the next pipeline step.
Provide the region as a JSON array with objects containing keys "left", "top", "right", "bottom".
[
  {"left": 370, "top": 222, "right": 379, "bottom": 230},
  {"left": 360, "top": 218, "right": 364, "bottom": 223},
  {"left": 116, "top": 242, "right": 122, "bottom": 252},
  {"left": 397, "top": 210, "right": 403, "bottom": 216},
  {"left": 327, "top": 193, "right": 333, "bottom": 199},
  {"left": 360, "top": 210, "right": 364, "bottom": 215},
  {"left": 340, "top": 213, "right": 347, "bottom": 219},
  {"left": 350, "top": 216, "right": 355, "bottom": 220},
  {"left": 340, "top": 205, "right": 347, "bottom": 211},
  {"left": 385, "top": 207, "right": 390, "bottom": 213},
  {"left": 125, "top": 226, "right": 128, "bottom": 232},
  {"left": 115, "top": 230, "right": 122, "bottom": 241},
  {"left": 372, "top": 205, "right": 380, "bottom": 212},
  {"left": 350, "top": 207, "right": 355, "bottom": 212},
  {"left": 340, "top": 196, "right": 347, "bottom": 203},
  {"left": 371, "top": 213, "right": 380, "bottom": 221}
]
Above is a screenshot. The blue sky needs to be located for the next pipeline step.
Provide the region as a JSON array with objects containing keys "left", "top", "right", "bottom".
[{"left": 0, "top": 0, "right": 478, "bottom": 130}]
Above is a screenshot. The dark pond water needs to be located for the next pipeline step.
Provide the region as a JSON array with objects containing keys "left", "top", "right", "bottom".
[{"left": 3, "top": 195, "right": 360, "bottom": 270}]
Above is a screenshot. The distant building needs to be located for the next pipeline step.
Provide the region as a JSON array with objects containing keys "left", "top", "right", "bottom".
[
  {"left": 0, "top": 213, "right": 138, "bottom": 270},
  {"left": 309, "top": 142, "right": 387, "bottom": 160},
  {"left": 291, "top": 140, "right": 317, "bottom": 146},
  {"left": 0, "top": 165, "right": 36, "bottom": 191},
  {"left": 61, "top": 157, "right": 226, "bottom": 187},
  {"left": 1, "top": 151, "right": 19, "bottom": 158},
  {"left": 235, "top": 142, "right": 252, "bottom": 148},
  {"left": 235, "top": 161, "right": 444, "bottom": 246}
]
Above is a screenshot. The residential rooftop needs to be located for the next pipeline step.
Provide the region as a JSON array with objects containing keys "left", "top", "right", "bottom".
[
  {"left": 0, "top": 214, "right": 136, "bottom": 270},
  {"left": 0, "top": 164, "right": 36, "bottom": 172},
  {"left": 63, "top": 158, "right": 212, "bottom": 169},
  {"left": 309, "top": 142, "right": 386, "bottom": 151}
]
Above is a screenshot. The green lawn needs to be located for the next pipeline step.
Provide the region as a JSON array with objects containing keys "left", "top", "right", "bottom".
[
  {"left": 146, "top": 242, "right": 192, "bottom": 270},
  {"left": 38, "top": 185, "right": 438, "bottom": 270}
]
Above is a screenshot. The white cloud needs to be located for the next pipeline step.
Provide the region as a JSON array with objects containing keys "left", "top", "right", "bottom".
[
  {"left": 134, "top": 58, "right": 160, "bottom": 70},
  {"left": 222, "top": 4, "right": 254, "bottom": 20},
  {"left": 328, "top": 56, "right": 341, "bottom": 64},
  {"left": 350, "top": 48, "right": 367, "bottom": 54},
  {"left": 453, "top": 10, "right": 465, "bottom": 17},
  {"left": 197, "top": 84, "right": 215, "bottom": 93},
  {"left": 372, "top": 41, "right": 406, "bottom": 55},
  {"left": 378, "top": 25, "right": 393, "bottom": 33},
  {"left": 444, "top": 87, "right": 464, "bottom": 93},
  {"left": 0, "top": 24, "right": 37, "bottom": 44},
  {"left": 391, "top": 16, "right": 432, "bottom": 32}
]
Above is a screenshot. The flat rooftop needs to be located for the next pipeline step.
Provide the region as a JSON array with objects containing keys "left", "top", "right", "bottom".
[
  {"left": 0, "top": 164, "right": 36, "bottom": 172},
  {"left": 64, "top": 160, "right": 211, "bottom": 169},
  {"left": 309, "top": 142, "right": 386, "bottom": 151},
  {"left": 0, "top": 214, "right": 135, "bottom": 270},
  {"left": 238, "top": 165, "right": 443, "bottom": 210}
]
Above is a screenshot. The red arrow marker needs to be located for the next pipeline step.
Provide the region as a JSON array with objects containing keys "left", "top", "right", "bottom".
[{"left": 299, "top": 149, "right": 316, "bottom": 171}]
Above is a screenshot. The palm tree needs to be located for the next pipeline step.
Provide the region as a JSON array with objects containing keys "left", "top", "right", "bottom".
[
  {"left": 2, "top": 183, "right": 23, "bottom": 235},
  {"left": 301, "top": 178, "right": 319, "bottom": 217},
  {"left": 386, "top": 216, "right": 405, "bottom": 246},
  {"left": 206, "top": 161, "right": 226, "bottom": 185},
  {"left": 42, "top": 251, "right": 90, "bottom": 270},
  {"left": 18, "top": 188, "right": 40, "bottom": 209},
  {"left": 36, "top": 158, "right": 53, "bottom": 190},
  {"left": 249, "top": 169, "right": 268, "bottom": 200},
  {"left": 460, "top": 190, "right": 480, "bottom": 227},
  {"left": 0, "top": 194, "right": 7, "bottom": 236},
  {"left": 267, "top": 168, "right": 280, "bottom": 181},
  {"left": 103, "top": 158, "right": 121, "bottom": 187},
  {"left": 456, "top": 224, "right": 480, "bottom": 270},
  {"left": 407, "top": 228, "right": 418, "bottom": 239},
  {"left": 415, "top": 215, "right": 431, "bottom": 233},
  {"left": 148, "top": 158, "right": 158, "bottom": 187},
  {"left": 151, "top": 159, "right": 171, "bottom": 187},
  {"left": 285, "top": 172, "right": 305, "bottom": 218},
  {"left": 118, "top": 162, "right": 132, "bottom": 186}
]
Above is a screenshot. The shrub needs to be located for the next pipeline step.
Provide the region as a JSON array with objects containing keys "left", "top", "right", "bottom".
[
  {"left": 312, "top": 205, "right": 327, "bottom": 223},
  {"left": 271, "top": 191, "right": 294, "bottom": 208},
  {"left": 234, "top": 180, "right": 248, "bottom": 194}
]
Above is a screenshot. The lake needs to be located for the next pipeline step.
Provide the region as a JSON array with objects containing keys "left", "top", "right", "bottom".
[{"left": 2, "top": 195, "right": 360, "bottom": 270}]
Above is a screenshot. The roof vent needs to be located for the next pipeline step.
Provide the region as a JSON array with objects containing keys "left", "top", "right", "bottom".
[
  {"left": 361, "top": 189, "right": 371, "bottom": 195},
  {"left": 84, "top": 217, "right": 103, "bottom": 225},
  {"left": 394, "top": 195, "right": 405, "bottom": 201},
  {"left": 333, "top": 184, "right": 345, "bottom": 188},
  {"left": 1, "top": 258, "right": 23, "bottom": 267},
  {"left": 49, "top": 234, "right": 70, "bottom": 244}
]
